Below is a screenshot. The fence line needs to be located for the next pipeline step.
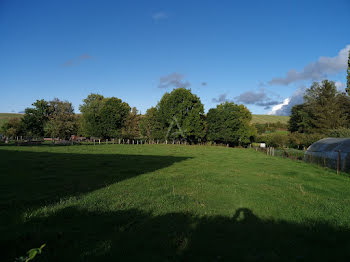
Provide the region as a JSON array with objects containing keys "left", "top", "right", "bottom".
[{"left": 0, "top": 136, "right": 237, "bottom": 148}]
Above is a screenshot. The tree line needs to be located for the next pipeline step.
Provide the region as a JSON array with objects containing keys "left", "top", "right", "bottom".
[{"left": 1, "top": 88, "right": 256, "bottom": 146}]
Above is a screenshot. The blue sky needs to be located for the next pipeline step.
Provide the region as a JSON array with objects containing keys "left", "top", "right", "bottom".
[{"left": 0, "top": 0, "right": 349, "bottom": 115}]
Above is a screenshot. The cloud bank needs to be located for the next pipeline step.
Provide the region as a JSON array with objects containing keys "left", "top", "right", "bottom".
[
  {"left": 269, "top": 45, "right": 350, "bottom": 85},
  {"left": 212, "top": 94, "right": 229, "bottom": 103},
  {"left": 235, "top": 89, "right": 282, "bottom": 109},
  {"left": 158, "top": 72, "right": 190, "bottom": 89}
]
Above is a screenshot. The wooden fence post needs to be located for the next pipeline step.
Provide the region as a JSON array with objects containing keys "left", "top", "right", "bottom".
[{"left": 337, "top": 150, "right": 341, "bottom": 174}]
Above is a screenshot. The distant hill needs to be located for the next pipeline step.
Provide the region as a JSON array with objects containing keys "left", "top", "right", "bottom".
[
  {"left": 0, "top": 113, "right": 23, "bottom": 128},
  {"left": 251, "top": 115, "right": 289, "bottom": 124}
]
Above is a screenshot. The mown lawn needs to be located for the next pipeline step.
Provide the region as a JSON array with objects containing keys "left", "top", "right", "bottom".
[{"left": 1, "top": 144, "right": 350, "bottom": 261}]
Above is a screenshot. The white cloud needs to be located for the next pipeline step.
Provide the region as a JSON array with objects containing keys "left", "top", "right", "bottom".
[
  {"left": 268, "top": 98, "right": 290, "bottom": 115},
  {"left": 152, "top": 12, "right": 168, "bottom": 21},
  {"left": 268, "top": 86, "right": 306, "bottom": 116},
  {"left": 335, "top": 81, "right": 345, "bottom": 90},
  {"left": 269, "top": 45, "right": 350, "bottom": 85}
]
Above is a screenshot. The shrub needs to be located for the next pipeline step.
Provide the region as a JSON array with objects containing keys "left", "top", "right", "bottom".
[
  {"left": 288, "top": 132, "right": 325, "bottom": 149},
  {"left": 256, "top": 133, "right": 289, "bottom": 148},
  {"left": 327, "top": 128, "right": 350, "bottom": 138}
]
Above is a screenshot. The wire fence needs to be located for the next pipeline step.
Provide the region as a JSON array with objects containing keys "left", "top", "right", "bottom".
[{"left": 0, "top": 136, "right": 236, "bottom": 147}]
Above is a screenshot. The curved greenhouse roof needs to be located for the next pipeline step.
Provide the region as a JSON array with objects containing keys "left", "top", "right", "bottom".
[{"left": 305, "top": 138, "right": 350, "bottom": 173}]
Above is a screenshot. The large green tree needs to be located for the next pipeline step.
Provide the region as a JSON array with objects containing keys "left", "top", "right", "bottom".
[
  {"left": 79, "top": 94, "right": 105, "bottom": 137},
  {"left": 139, "top": 107, "right": 164, "bottom": 140},
  {"left": 44, "top": 98, "right": 78, "bottom": 139},
  {"left": 289, "top": 80, "right": 350, "bottom": 134},
  {"left": 156, "top": 88, "right": 206, "bottom": 142},
  {"left": 207, "top": 102, "right": 256, "bottom": 145},
  {"left": 99, "top": 97, "right": 130, "bottom": 138},
  {"left": 22, "top": 99, "right": 51, "bottom": 137},
  {"left": 288, "top": 104, "right": 314, "bottom": 133},
  {"left": 304, "top": 80, "right": 348, "bottom": 132},
  {"left": 122, "top": 107, "right": 141, "bottom": 139},
  {"left": 80, "top": 94, "right": 130, "bottom": 138}
]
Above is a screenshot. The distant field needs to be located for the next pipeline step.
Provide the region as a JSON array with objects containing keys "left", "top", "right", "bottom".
[
  {"left": 252, "top": 114, "right": 290, "bottom": 124},
  {"left": 0, "top": 113, "right": 23, "bottom": 127},
  {"left": 1, "top": 144, "right": 350, "bottom": 261}
]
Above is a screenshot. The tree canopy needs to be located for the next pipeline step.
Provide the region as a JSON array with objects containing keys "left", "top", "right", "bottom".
[
  {"left": 207, "top": 102, "right": 256, "bottom": 145},
  {"left": 80, "top": 94, "right": 130, "bottom": 139},
  {"left": 1, "top": 118, "right": 24, "bottom": 138},
  {"left": 22, "top": 99, "right": 51, "bottom": 137},
  {"left": 44, "top": 98, "right": 77, "bottom": 139},
  {"left": 156, "top": 88, "right": 206, "bottom": 142},
  {"left": 289, "top": 80, "right": 350, "bottom": 134},
  {"left": 139, "top": 107, "right": 164, "bottom": 140}
]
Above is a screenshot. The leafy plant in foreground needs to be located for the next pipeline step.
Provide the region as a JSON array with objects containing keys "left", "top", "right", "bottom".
[{"left": 15, "top": 244, "right": 46, "bottom": 262}]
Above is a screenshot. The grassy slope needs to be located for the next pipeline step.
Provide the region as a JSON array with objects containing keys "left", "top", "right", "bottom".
[
  {"left": 1, "top": 144, "right": 350, "bottom": 261},
  {"left": 0, "top": 113, "right": 22, "bottom": 127},
  {"left": 252, "top": 114, "right": 290, "bottom": 124}
]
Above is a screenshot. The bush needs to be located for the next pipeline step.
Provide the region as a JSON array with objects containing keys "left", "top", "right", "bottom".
[
  {"left": 288, "top": 133, "right": 325, "bottom": 149},
  {"left": 327, "top": 128, "right": 350, "bottom": 138},
  {"left": 256, "top": 133, "right": 289, "bottom": 148},
  {"left": 1, "top": 118, "right": 24, "bottom": 138}
]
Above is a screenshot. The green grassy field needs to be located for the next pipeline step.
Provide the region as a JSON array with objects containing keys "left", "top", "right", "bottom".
[
  {"left": 1, "top": 144, "right": 350, "bottom": 261},
  {"left": 0, "top": 113, "right": 22, "bottom": 128},
  {"left": 251, "top": 114, "right": 290, "bottom": 124}
]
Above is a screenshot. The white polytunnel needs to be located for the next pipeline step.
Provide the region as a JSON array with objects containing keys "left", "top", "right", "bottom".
[{"left": 304, "top": 138, "right": 350, "bottom": 173}]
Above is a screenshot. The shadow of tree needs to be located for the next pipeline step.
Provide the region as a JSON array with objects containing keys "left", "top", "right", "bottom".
[
  {"left": 4, "top": 207, "right": 350, "bottom": 261},
  {"left": 0, "top": 150, "right": 189, "bottom": 224}
]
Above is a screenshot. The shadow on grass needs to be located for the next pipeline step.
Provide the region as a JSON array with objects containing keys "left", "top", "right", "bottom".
[
  {"left": 4, "top": 207, "right": 350, "bottom": 261},
  {"left": 0, "top": 149, "right": 189, "bottom": 223}
]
